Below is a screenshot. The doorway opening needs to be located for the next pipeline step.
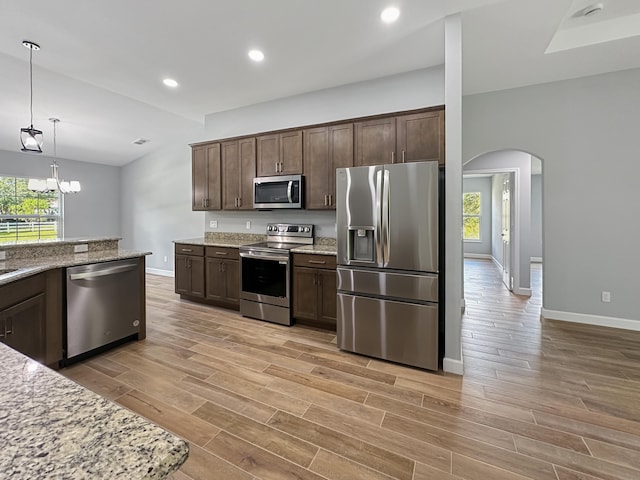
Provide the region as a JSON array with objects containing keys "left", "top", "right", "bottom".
[{"left": 462, "top": 150, "right": 543, "bottom": 313}]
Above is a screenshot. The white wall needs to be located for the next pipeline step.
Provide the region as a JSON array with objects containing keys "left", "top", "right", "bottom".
[
  {"left": 120, "top": 135, "right": 205, "bottom": 271},
  {"left": 462, "top": 176, "right": 492, "bottom": 256},
  {"left": 0, "top": 149, "right": 120, "bottom": 238},
  {"left": 464, "top": 67, "right": 640, "bottom": 322},
  {"left": 530, "top": 174, "right": 542, "bottom": 260},
  {"left": 491, "top": 174, "right": 507, "bottom": 264}
]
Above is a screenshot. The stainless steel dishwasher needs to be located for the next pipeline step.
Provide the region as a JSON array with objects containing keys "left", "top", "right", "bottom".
[{"left": 66, "top": 258, "right": 141, "bottom": 360}]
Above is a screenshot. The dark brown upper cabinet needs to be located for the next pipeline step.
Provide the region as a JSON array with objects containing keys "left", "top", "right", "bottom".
[
  {"left": 257, "top": 131, "right": 302, "bottom": 177},
  {"left": 354, "top": 117, "right": 396, "bottom": 167},
  {"left": 396, "top": 109, "right": 445, "bottom": 165},
  {"left": 221, "top": 138, "right": 256, "bottom": 210},
  {"left": 192, "top": 143, "right": 221, "bottom": 211},
  {"left": 303, "top": 124, "right": 354, "bottom": 210}
]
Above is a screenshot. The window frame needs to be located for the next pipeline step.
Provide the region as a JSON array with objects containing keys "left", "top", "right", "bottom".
[
  {"left": 0, "top": 175, "right": 63, "bottom": 243},
  {"left": 463, "top": 191, "right": 482, "bottom": 242}
]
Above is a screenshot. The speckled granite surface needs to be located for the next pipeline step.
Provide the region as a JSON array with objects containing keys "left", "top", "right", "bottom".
[
  {"left": 291, "top": 244, "right": 337, "bottom": 255},
  {"left": 0, "top": 249, "right": 150, "bottom": 287},
  {"left": 0, "top": 343, "right": 188, "bottom": 479},
  {"left": 0, "top": 237, "right": 121, "bottom": 260}
]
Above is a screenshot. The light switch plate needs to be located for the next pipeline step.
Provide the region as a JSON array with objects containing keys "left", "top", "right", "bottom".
[
  {"left": 246, "top": 221, "right": 251, "bottom": 229},
  {"left": 74, "top": 244, "right": 89, "bottom": 253},
  {"left": 0, "top": 251, "right": 5, "bottom": 260},
  {"left": 210, "top": 220, "right": 218, "bottom": 228}
]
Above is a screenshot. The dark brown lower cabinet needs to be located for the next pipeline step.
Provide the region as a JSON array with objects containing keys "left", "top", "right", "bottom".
[
  {"left": 0, "top": 273, "right": 49, "bottom": 364},
  {"left": 205, "top": 249, "right": 239, "bottom": 308},
  {"left": 175, "top": 244, "right": 205, "bottom": 298},
  {"left": 293, "top": 254, "right": 337, "bottom": 330}
]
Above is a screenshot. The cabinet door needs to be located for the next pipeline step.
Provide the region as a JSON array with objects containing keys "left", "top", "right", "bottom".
[
  {"left": 189, "top": 256, "right": 205, "bottom": 298},
  {"left": 205, "top": 257, "right": 224, "bottom": 301},
  {"left": 396, "top": 110, "right": 445, "bottom": 165},
  {"left": 257, "top": 134, "right": 279, "bottom": 177},
  {"left": 175, "top": 254, "right": 192, "bottom": 295},
  {"left": 1, "top": 294, "right": 46, "bottom": 362},
  {"left": 355, "top": 118, "right": 396, "bottom": 167},
  {"left": 192, "top": 146, "right": 207, "bottom": 210},
  {"left": 206, "top": 143, "right": 222, "bottom": 209},
  {"left": 221, "top": 140, "right": 240, "bottom": 210},
  {"left": 318, "top": 269, "right": 337, "bottom": 328},
  {"left": 303, "top": 127, "right": 330, "bottom": 210},
  {"left": 223, "top": 260, "right": 240, "bottom": 305},
  {"left": 280, "top": 130, "right": 303, "bottom": 175},
  {"left": 293, "top": 267, "right": 318, "bottom": 321},
  {"left": 328, "top": 123, "right": 354, "bottom": 207},
  {"left": 238, "top": 138, "right": 256, "bottom": 209}
]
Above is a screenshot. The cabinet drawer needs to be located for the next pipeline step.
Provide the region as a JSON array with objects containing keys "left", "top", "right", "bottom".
[
  {"left": 205, "top": 246, "right": 239, "bottom": 260},
  {"left": 293, "top": 254, "right": 336, "bottom": 270},
  {"left": 175, "top": 244, "right": 204, "bottom": 256},
  {"left": 0, "top": 273, "right": 46, "bottom": 310}
]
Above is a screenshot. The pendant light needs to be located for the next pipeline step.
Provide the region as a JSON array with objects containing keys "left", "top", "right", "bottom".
[
  {"left": 20, "top": 40, "right": 43, "bottom": 153},
  {"left": 28, "top": 118, "right": 81, "bottom": 194}
]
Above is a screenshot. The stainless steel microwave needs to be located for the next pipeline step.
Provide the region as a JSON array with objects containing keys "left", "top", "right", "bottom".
[{"left": 253, "top": 175, "right": 304, "bottom": 209}]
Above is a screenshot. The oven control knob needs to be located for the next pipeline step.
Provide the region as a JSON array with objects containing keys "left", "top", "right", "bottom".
[
  {"left": 267, "top": 225, "right": 273, "bottom": 231},
  {"left": 304, "top": 226, "right": 310, "bottom": 233}
]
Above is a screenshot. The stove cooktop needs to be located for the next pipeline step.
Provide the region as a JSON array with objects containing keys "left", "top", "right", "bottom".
[{"left": 242, "top": 241, "right": 305, "bottom": 251}]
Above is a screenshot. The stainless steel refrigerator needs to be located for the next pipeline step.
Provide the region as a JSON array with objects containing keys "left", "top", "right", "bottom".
[{"left": 336, "top": 161, "right": 439, "bottom": 370}]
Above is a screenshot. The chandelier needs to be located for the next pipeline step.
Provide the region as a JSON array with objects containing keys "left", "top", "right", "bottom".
[
  {"left": 20, "top": 40, "right": 44, "bottom": 153},
  {"left": 28, "top": 118, "right": 81, "bottom": 194}
]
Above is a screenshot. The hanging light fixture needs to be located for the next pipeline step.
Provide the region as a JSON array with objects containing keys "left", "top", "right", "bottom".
[
  {"left": 20, "top": 40, "right": 44, "bottom": 153},
  {"left": 28, "top": 118, "right": 81, "bottom": 194}
]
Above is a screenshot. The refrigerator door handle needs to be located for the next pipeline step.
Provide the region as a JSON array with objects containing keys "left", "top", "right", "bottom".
[
  {"left": 375, "top": 170, "right": 384, "bottom": 266},
  {"left": 382, "top": 169, "right": 390, "bottom": 266}
]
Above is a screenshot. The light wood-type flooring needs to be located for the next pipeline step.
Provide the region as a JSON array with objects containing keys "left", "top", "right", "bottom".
[{"left": 60, "top": 259, "right": 640, "bottom": 480}]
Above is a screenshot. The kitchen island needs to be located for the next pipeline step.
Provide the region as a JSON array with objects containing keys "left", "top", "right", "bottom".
[{"left": 0, "top": 342, "right": 189, "bottom": 479}]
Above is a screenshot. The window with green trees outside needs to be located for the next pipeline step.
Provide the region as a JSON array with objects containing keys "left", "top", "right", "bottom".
[
  {"left": 463, "top": 192, "right": 481, "bottom": 241},
  {"left": 0, "top": 176, "right": 61, "bottom": 243}
]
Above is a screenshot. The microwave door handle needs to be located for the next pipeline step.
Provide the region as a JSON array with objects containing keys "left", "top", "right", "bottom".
[
  {"left": 287, "top": 181, "right": 293, "bottom": 203},
  {"left": 375, "top": 170, "right": 383, "bottom": 267}
]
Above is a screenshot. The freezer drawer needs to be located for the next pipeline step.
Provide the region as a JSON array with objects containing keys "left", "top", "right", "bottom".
[
  {"left": 337, "top": 293, "right": 439, "bottom": 370},
  {"left": 337, "top": 267, "right": 438, "bottom": 303}
]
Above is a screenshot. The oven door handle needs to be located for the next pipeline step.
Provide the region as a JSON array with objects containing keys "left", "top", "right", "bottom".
[{"left": 240, "top": 251, "right": 290, "bottom": 263}]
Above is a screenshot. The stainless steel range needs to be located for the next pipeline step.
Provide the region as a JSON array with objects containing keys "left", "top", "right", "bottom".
[{"left": 239, "top": 223, "right": 313, "bottom": 325}]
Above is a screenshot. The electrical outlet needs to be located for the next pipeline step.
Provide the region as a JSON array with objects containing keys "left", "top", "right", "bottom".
[
  {"left": 74, "top": 244, "right": 89, "bottom": 253},
  {"left": 601, "top": 291, "right": 611, "bottom": 303},
  {"left": 0, "top": 251, "right": 5, "bottom": 261},
  {"left": 246, "top": 221, "right": 251, "bottom": 230},
  {"left": 210, "top": 220, "right": 218, "bottom": 228}
]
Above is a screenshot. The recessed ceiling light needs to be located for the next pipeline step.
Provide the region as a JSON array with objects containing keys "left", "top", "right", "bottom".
[
  {"left": 380, "top": 6, "right": 400, "bottom": 23},
  {"left": 163, "top": 78, "right": 178, "bottom": 88},
  {"left": 248, "top": 49, "right": 265, "bottom": 62}
]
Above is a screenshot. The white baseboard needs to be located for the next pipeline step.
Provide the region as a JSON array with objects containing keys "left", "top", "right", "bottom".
[
  {"left": 491, "top": 256, "right": 503, "bottom": 270},
  {"left": 146, "top": 267, "right": 174, "bottom": 278},
  {"left": 531, "top": 257, "right": 543, "bottom": 263},
  {"left": 464, "top": 253, "right": 492, "bottom": 259},
  {"left": 541, "top": 308, "right": 640, "bottom": 332},
  {"left": 443, "top": 357, "right": 464, "bottom": 375},
  {"left": 514, "top": 287, "right": 532, "bottom": 296}
]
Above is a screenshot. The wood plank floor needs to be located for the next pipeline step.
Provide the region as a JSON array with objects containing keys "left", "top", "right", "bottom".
[{"left": 59, "top": 259, "right": 640, "bottom": 480}]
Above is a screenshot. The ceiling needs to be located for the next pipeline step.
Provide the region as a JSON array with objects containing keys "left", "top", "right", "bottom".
[{"left": 1, "top": 0, "right": 639, "bottom": 167}]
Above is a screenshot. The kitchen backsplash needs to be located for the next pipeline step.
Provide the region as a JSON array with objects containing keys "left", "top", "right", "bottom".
[{"left": 204, "top": 210, "right": 337, "bottom": 238}]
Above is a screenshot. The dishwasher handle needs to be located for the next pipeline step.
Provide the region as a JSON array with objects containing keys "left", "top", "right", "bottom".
[{"left": 68, "top": 263, "right": 138, "bottom": 281}]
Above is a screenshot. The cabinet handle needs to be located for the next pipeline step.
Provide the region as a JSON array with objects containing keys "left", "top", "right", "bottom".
[
  {"left": 391, "top": 152, "right": 395, "bottom": 164},
  {"left": 215, "top": 252, "right": 228, "bottom": 256},
  {"left": 308, "top": 260, "right": 326, "bottom": 265},
  {"left": 329, "top": 194, "right": 332, "bottom": 206},
  {"left": 275, "top": 161, "right": 279, "bottom": 173},
  {"left": 324, "top": 194, "right": 327, "bottom": 206},
  {"left": 181, "top": 248, "right": 193, "bottom": 252},
  {"left": 0, "top": 320, "right": 4, "bottom": 338},
  {"left": 5, "top": 317, "right": 12, "bottom": 335},
  {"left": 402, "top": 151, "right": 406, "bottom": 163},
  {"left": 238, "top": 197, "right": 242, "bottom": 207}
]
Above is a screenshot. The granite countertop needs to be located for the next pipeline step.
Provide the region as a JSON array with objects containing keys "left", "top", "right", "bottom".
[
  {"left": 0, "top": 249, "right": 151, "bottom": 286},
  {"left": 174, "top": 237, "right": 258, "bottom": 248},
  {"left": 0, "top": 236, "right": 121, "bottom": 249},
  {"left": 291, "top": 244, "right": 337, "bottom": 255},
  {"left": 0, "top": 343, "right": 188, "bottom": 479}
]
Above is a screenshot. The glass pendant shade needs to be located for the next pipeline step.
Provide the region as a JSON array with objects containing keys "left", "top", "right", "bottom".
[{"left": 20, "top": 126, "right": 44, "bottom": 153}]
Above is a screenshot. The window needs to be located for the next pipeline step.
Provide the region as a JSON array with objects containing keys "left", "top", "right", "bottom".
[
  {"left": 0, "top": 176, "right": 61, "bottom": 242},
  {"left": 463, "top": 192, "right": 481, "bottom": 241}
]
